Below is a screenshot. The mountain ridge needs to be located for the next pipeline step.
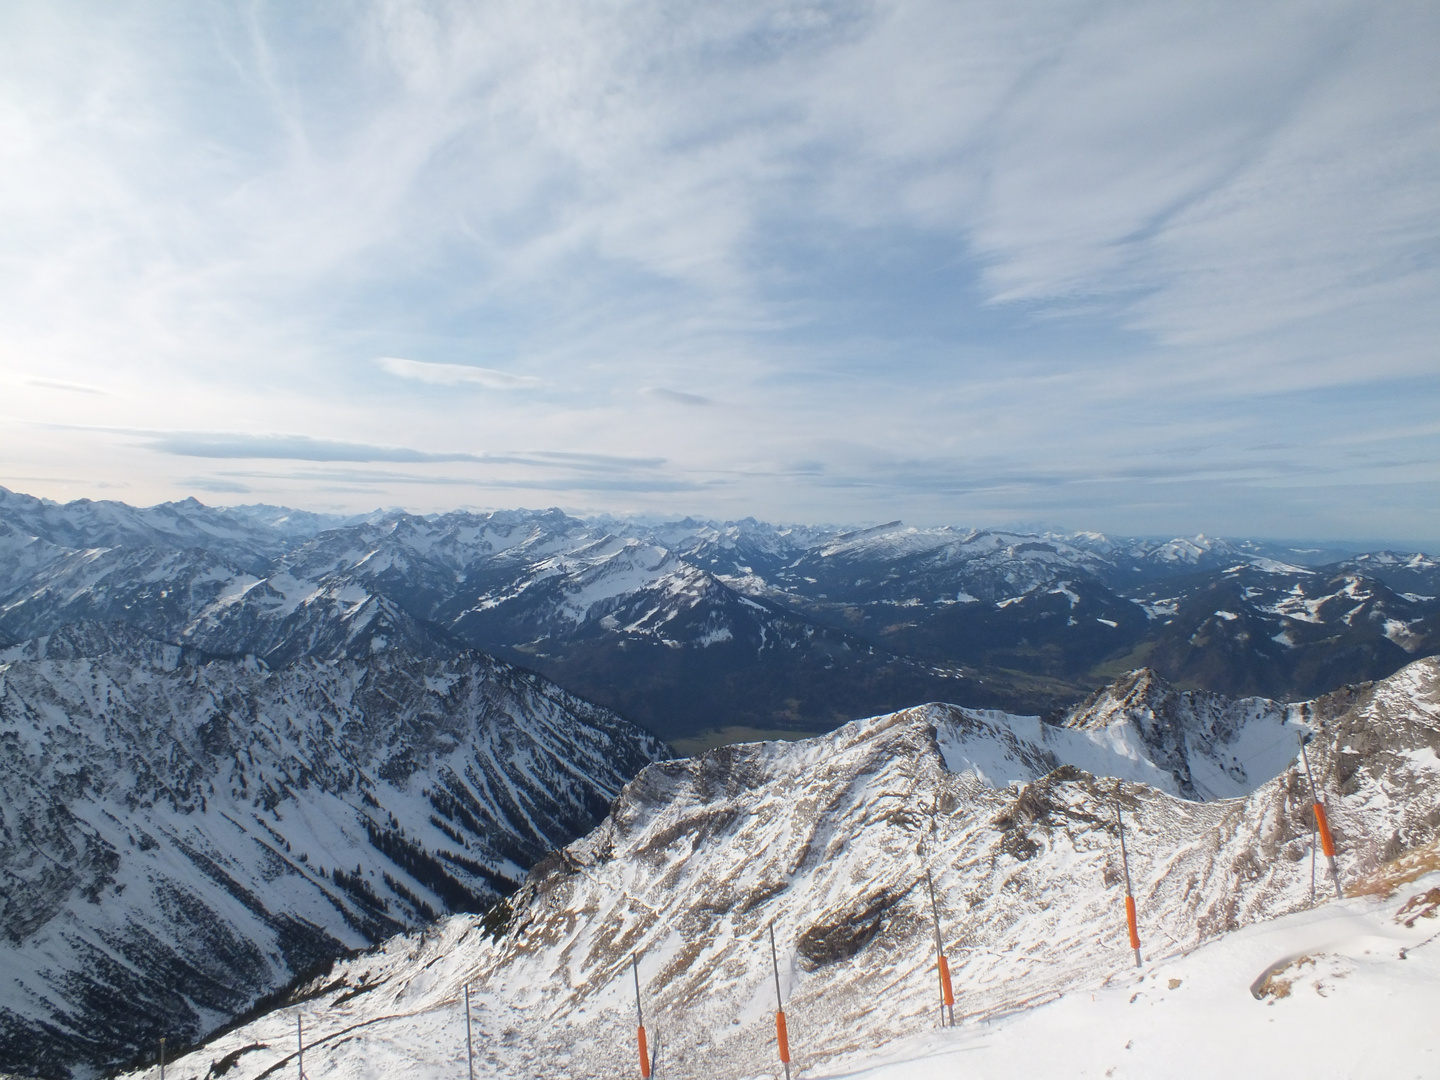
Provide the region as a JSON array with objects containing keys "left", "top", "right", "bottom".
[
  {"left": 115, "top": 655, "right": 1440, "bottom": 1079},
  {"left": 0, "top": 622, "right": 667, "bottom": 1079}
]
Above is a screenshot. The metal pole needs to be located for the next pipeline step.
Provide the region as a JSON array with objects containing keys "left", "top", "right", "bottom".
[
  {"left": 297, "top": 1014, "right": 303, "bottom": 1080},
  {"left": 769, "top": 924, "right": 791, "bottom": 1080},
  {"left": 1299, "top": 735, "right": 1344, "bottom": 899},
  {"left": 158, "top": 1036, "right": 165, "bottom": 1080},
  {"left": 769, "top": 924, "right": 784, "bottom": 1013},
  {"left": 464, "top": 983, "right": 475, "bottom": 1080},
  {"left": 925, "top": 869, "right": 955, "bottom": 1026},
  {"left": 1116, "top": 802, "right": 1142, "bottom": 968}
]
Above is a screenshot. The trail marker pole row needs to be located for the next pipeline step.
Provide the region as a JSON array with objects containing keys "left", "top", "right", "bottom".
[
  {"left": 924, "top": 869, "right": 956, "bottom": 1026},
  {"left": 769, "top": 924, "right": 791, "bottom": 1080},
  {"left": 632, "top": 953, "right": 651, "bottom": 1079},
  {"left": 1299, "top": 734, "right": 1344, "bottom": 900},
  {"left": 464, "top": 983, "right": 475, "bottom": 1080},
  {"left": 1115, "top": 803, "right": 1142, "bottom": 968}
]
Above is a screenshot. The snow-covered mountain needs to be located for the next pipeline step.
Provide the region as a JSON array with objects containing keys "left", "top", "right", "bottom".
[
  {"left": 2, "top": 486, "right": 1437, "bottom": 741},
  {"left": 122, "top": 658, "right": 1440, "bottom": 1080},
  {"left": 0, "top": 623, "right": 667, "bottom": 1079},
  {"left": 1130, "top": 563, "right": 1440, "bottom": 699},
  {"left": 0, "top": 487, "right": 349, "bottom": 570},
  {"left": 813, "top": 890, "right": 1440, "bottom": 1079}
]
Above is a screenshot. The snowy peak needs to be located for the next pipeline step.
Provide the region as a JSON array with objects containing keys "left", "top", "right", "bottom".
[
  {"left": 1058, "top": 668, "right": 1302, "bottom": 800},
  {"left": 1136, "top": 532, "right": 1240, "bottom": 565},
  {"left": 0, "top": 485, "right": 342, "bottom": 566}
]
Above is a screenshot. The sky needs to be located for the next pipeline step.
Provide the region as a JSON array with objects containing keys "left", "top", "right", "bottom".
[{"left": 1, "top": 1, "right": 1438, "bottom": 544}]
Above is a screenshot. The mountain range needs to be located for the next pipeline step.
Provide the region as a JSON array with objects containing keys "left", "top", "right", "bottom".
[
  {"left": 2, "top": 486, "right": 1436, "bottom": 745},
  {"left": 3, "top": 485, "right": 1438, "bottom": 1077}
]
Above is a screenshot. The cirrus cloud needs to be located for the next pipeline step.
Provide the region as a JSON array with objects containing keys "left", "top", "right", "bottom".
[
  {"left": 376, "top": 357, "right": 544, "bottom": 389},
  {"left": 0, "top": 1, "right": 1436, "bottom": 541}
]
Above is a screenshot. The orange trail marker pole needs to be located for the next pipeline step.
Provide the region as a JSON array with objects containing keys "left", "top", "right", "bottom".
[
  {"left": 925, "top": 869, "right": 955, "bottom": 1026},
  {"left": 1116, "top": 802, "right": 1142, "bottom": 968},
  {"left": 769, "top": 923, "right": 791, "bottom": 1080},
  {"left": 464, "top": 983, "right": 475, "bottom": 1080},
  {"left": 632, "top": 953, "right": 651, "bottom": 1079},
  {"left": 1299, "top": 734, "right": 1344, "bottom": 899}
]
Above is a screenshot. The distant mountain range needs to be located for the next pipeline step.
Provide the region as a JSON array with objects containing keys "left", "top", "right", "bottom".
[{"left": 2, "top": 486, "right": 1435, "bottom": 744}]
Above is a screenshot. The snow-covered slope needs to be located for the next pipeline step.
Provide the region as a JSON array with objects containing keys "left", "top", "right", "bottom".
[
  {"left": 125, "top": 659, "right": 1440, "bottom": 1079},
  {"left": 1057, "top": 668, "right": 1305, "bottom": 800},
  {"left": 0, "top": 625, "right": 667, "bottom": 1079},
  {"left": 826, "top": 883, "right": 1440, "bottom": 1080}
]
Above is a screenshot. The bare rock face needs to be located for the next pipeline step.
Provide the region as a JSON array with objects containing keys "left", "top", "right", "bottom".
[
  {"left": 134, "top": 659, "right": 1440, "bottom": 1080},
  {"left": 0, "top": 625, "right": 667, "bottom": 1079},
  {"left": 796, "top": 884, "right": 908, "bottom": 969}
]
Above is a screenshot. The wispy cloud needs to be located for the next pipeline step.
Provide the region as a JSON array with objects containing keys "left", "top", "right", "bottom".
[
  {"left": 144, "top": 432, "right": 667, "bottom": 470},
  {"left": 376, "top": 357, "right": 543, "bottom": 389},
  {"left": 643, "top": 387, "right": 712, "bottom": 407},
  {"left": 147, "top": 433, "right": 484, "bottom": 463},
  {"left": 27, "top": 379, "right": 108, "bottom": 395},
  {"left": 212, "top": 465, "right": 703, "bottom": 494},
  {"left": 180, "top": 477, "right": 252, "bottom": 494},
  {"left": 518, "top": 450, "right": 668, "bottom": 469}
]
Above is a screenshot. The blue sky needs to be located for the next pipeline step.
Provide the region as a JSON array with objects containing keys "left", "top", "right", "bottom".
[{"left": 1, "top": 1, "right": 1438, "bottom": 544}]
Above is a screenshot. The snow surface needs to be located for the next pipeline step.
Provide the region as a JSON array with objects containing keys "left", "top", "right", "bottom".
[
  {"left": 828, "top": 883, "right": 1440, "bottom": 1080},
  {"left": 115, "top": 884, "right": 1440, "bottom": 1080}
]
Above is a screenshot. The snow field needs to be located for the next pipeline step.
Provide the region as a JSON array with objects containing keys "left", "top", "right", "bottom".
[
  {"left": 826, "top": 880, "right": 1440, "bottom": 1080},
  {"left": 129, "top": 878, "right": 1440, "bottom": 1080}
]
